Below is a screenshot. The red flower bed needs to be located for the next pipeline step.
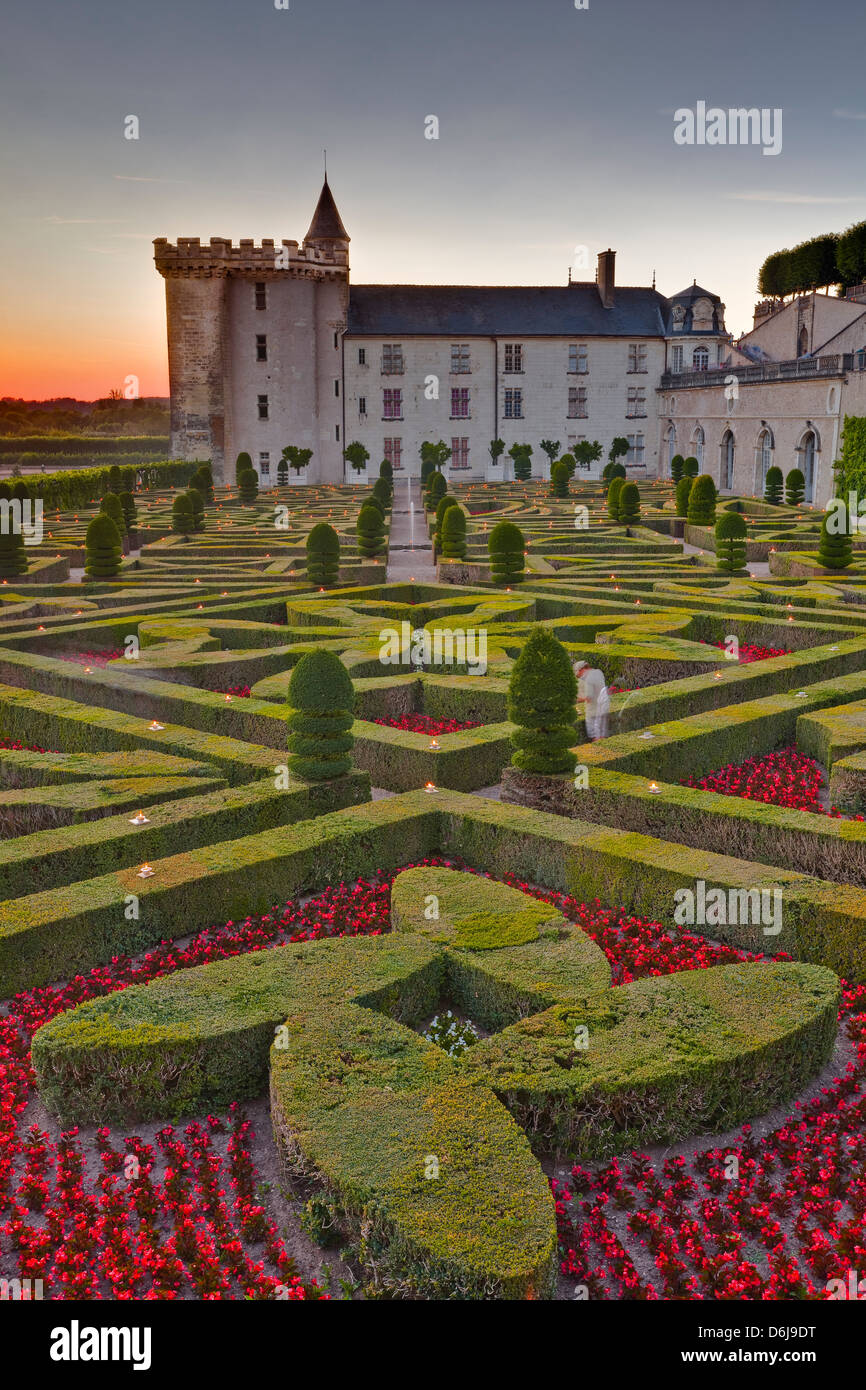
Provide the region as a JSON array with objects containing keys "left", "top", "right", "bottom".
[
  {"left": 0, "top": 739, "right": 54, "bottom": 754},
  {"left": 57, "top": 649, "right": 125, "bottom": 668},
  {"left": 370, "top": 714, "right": 482, "bottom": 735},
  {"left": 2, "top": 863, "right": 865, "bottom": 1301},
  {"left": 216, "top": 686, "right": 251, "bottom": 699},
  {"left": 703, "top": 639, "right": 791, "bottom": 663},
  {"left": 682, "top": 745, "right": 865, "bottom": 821}
]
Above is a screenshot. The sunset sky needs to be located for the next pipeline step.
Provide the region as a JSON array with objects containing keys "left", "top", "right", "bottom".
[{"left": 2, "top": 0, "right": 865, "bottom": 399}]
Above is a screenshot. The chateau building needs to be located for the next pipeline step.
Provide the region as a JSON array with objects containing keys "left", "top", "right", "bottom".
[{"left": 155, "top": 180, "right": 866, "bottom": 503}]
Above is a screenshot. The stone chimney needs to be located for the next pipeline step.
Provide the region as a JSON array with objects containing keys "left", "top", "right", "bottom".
[{"left": 597, "top": 249, "right": 616, "bottom": 309}]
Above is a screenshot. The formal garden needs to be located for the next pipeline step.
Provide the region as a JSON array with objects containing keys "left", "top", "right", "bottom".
[{"left": 3, "top": 446, "right": 866, "bottom": 1301}]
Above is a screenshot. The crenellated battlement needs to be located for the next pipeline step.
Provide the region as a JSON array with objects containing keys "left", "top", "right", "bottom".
[{"left": 153, "top": 236, "right": 348, "bottom": 278}]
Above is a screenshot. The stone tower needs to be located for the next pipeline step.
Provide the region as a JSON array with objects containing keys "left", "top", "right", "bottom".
[{"left": 154, "top": 180, "right": 350, "bottom": 482}]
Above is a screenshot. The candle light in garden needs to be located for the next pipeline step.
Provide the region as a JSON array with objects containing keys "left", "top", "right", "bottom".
[
  {"left": 137, "top": 863, "right": 155, "bottom": 878},
  {"left": 129, "top": 811, "right": 150, "bottom": 826},
  {"left": 148, "top": 720, "right": 165, "bottom": 731}
]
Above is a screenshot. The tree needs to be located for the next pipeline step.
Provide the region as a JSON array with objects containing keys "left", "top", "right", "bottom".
[
  {"left": 818, "top": 510, "right": 853, "bottom": 570},
  {"left": 344, "top": 442, "right": 370, "bottom": 477},
  {"left": 559, "top": 453, "right": 576, "bottom": 477},
  {"left": 420, "top": 441, "right": 452, "bottom": 482},
  {"left": 283, "top": 445, "right": 313, "bottom": 477},
  {"left": 488, "top": 520, "right": 525, "bottom": 585},
  {"left": 108, "top": 464, "right": 122, "bottom": 492},
  {"left": 172, "top": 492, "right": 195, "bottom": 535},
  {"left": 440, "top": 504, "right": 467, "bottom": 559},
  {"left": 187, "top": 486, "right": 206, "bottom": 532},
  {"left": 287, "top": 650, "right": 355, "bottom": 781},
  {"left": 687, "top": 474, "right": 717, "bottom": 525},
  {"left": 0, "top": 481, "right": 27, "bottom": 577},
  {"left": 379, "top": 458, "right": 393, "bottom": 483},
  {"left": 608, "top": 437, "right": 629, "bottom": 469},
  {"left": 575, "top": 440, "right": 604, "bottom": 473},
  {"left": 764, "top": 465, "right": 784, "bottom": 506},
  {"left": 277, "top": 455, "right": 289, "bottom": 486},
  {"left": 235, "top": 452, "right": 252, "bottom": 484},
  {"left": 120, "top": 490, "right": 137, "bottom": 530},
  {"left": 306, "top": 522, "right": 340, "bottom": 586},
  {"left": 357, "top": 502, "right": 385, "bottom": 557},
  {"left": 540, "top": 440, "right": 561, "bottom": 471},
  {"left": 238, "top": 468, "right": 258, "bottom": 502},
  {"left": 837, "top": 221, "right": 866, "bottom": 292},
  {"left": 425, "top": 470, "right": 447, "bottom": 509},
  {"left": 683, "top": 456, "right": 699, "bottom": 478},
  {"left": 372, "top": 477, "right": 392, "bottom": 510},
  {"left": 84, "top": 512, "right": 123, "bottom": 579},
  {"left": 833, "top": 416, "right": 866, "bottom": 500},
  {"left": 488, "top": 438, "right": 505, "bottom": 470},
  {"left": 785, "top": 468, "right": 805, "bottom": 506},
  {"left": 191, "top": 465, "right": 214, "bottom": 503},
  {"left": 507, "top": 629, "right": 578, "bottom": 776},
  {"left": 715, "top": 512, "right": 747, "bottom": 572},
  {"left": 100, "top": 490, "right": 126, "bottom": 536},
  {"left": 434, "top": 494, "right": 459, "bottom": 546},
  {"left": 510, "top": 443, "right": 532, "bottom": 481},
  {"left": 617, "top": 481, "right": 641, "bottom": 525},
  {"left": 549, "top": 460, "right": 570, "bottom": 497},
  {"left": 675, "top": 475, "right": 694, "bottom": 517},
  {"left": 670, "top": 454, "right": 685, "bottom": 483},
  {"left": 607, "top": 476, "right": 625, "bottom": 520}
]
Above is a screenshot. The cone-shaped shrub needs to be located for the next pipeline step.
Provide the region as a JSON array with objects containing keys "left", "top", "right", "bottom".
[
  {"left": 171, "top": 492, "right": 195, "bottom": 536},
  {"left": 683, "top": 456, "right": 699, "bottom": 478},
  {"left": 100, "top": 490, "right": 126, "bottom": 536},
  {"left": 84, "top": 512, "right": 123, "bottom": 579},
  {"left": 607, "top": 476, "right": 625, "bottom": 520},
  {"left": 507, "top": 628, "right": 578, "bottom": 775},
  {"left": 435, "top": 494, "right": 459, "bottom": 545},
  {"left": 379, "top": 458, "right": 393, "bottom": 483},
  {"left": 277, "top": 456, "right": 289, "bottom": 485},
  {"left": 120, "top": 490, "right": 137, "bottom": 530},
  {"left": 550, "top": 460, "right": 570, "bottom": 497},
  {"left": 688, "top": 473, "right": 717, "bottom": 525},
  {"left": 238, "top": 468, "right": 258, "bottom": 502},
  {"left": 365, "top": 493, "right": 386, "bottom": 518},
  {"left": 764, "top": 465, "right": 783, "bottom": 505},
  {"left": 372, "top": 476, "right": 392, "bottom": 510},
  {"left": 785, "top": 468, "right": 805, "bottom": 506},
  {"left": 108, "top": 465, "right": 122, "bottom": 492},
  {"left": 0, "top": 482, "right": 27, "bottom": 578},
  {"left": 715, "top": 511, "right": 747, "bottom": 572},
  {"left": 440, "top": 504, "right": 467, "bottom": 559},
  {"left": 670, "top": 454, "right": 685, "bottom": 483},
  {"left": 235, "top": 452, "right": 252, "bottom": 483},
  {"left": 617, "top": 481, "right": 641, "bottom": 525},
  {"left": 287, "top": 649, "right": 355, "bottom": 781},
  {"left": 187, "top": 486, "right": 206, "bottom": 532},
  {"left": 191, "top": 465, "right": 214, "bottom": 503},
  {"left": 426, "top": 470, "right": 447, "bottom": 509},
  {"left": 818, "top": 509, "right": 853, "bottom": 570},
  {"left": 676, "top": 475, "right": 694, "bottom": 517},
  {"left": 306, "top": 522, "right": 340, "bottom": 586},
  {"left": 357, "top": 502, "right": 385, "bottom": 557},
  {"left": 488, "top": 520, "right": 525, "bottom": 585},
  {"left": 512, "top": 448, "right": 532, "bottom": 481}
]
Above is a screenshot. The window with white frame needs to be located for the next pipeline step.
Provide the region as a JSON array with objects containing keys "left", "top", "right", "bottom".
[
  {"left": 504, "top": 343, "right": 523, "bottom": 373},
  {"left": 451, "top": 437, "right": 470, "bottom": 469},
  {"left": 693, "top": 346, "right": 709, "bottom": 371},
  {"left": 381, "top": 344, "right": 404, "bottom": 374},
  {"left": 628, "top": 343, "right": 647, "bottom": 373},
  {"left": 568, "top": 344, "right": 589, "bottom": 374},
  {"left": 626, "top": 386, "right": 646, "bottom": 417},
  {"left": 670, "top": 345, "right": 684, "bottom": 374},
  {"left": 692, "top": 425, "right": 705, "bottom": 467},
  {"left": 450, "top": 388, "right": 470, "bottom": 419},
  {"left": 384, "top": 437, "right": 403, "bottom": 470},
  {"left": 626, "top": 433, "right": 645, "bottom": 466},
  {"left": 568, "top": 386, "right": 588, "bottom": 418},
  {"left": 450, "top": 344, "right": 471, "bottom": 373},
  {"left": 504, "top": 388, "right": 523, "bottom": 418},
  {"left": 383, "top": 388, "right": 402, "bottom": 420},
  {"left": 259, "top": 452, "right": 270, "bottom": 477}
]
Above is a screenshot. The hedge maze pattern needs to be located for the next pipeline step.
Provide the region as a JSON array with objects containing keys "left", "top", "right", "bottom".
[{"left": 3, "top": 468, "right": 866, "bottom": 1300}]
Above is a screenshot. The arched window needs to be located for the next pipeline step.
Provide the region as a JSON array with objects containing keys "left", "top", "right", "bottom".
[
  {"left": 692, "top": 425, "right": 705, "bottom": 468},
  {"left": 693, "top": 346, "right": 709, "bottom": 372},
  {"left": 666, "top": 425, "right": 677, "bottom": 475},
  {"left": 721, "top": 430, "right": 735, "bottom": 491},
  {"left": 800, "top": 430, "right": 817, "bottom": 503},
  {"left": 798, "top": 326, "right": 809, "bottom": 357},
  {"left": 756, "top": 428, "right": 773, "bottom": 490}
]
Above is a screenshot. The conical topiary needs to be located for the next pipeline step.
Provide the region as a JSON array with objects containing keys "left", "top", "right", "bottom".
[
  {"left": 357, "top": 502, "right": 385, "bottom": 557},
  {"left": 191, "top": 465, "right": 214, "bottom": 503},
  {"left": 306, "top": 522, "right": 340, "bottom": 586},
  {"left": 84, "top": 512, "right": 123, "bottom": 579},
  {"left": 172, "top": 492, "right": 195, "bottom": 536},
  {"left": 550, "top": 460, "right": 570, "bottom": 497},
  {"left": 683, "top": 456, "right": 699, "bottom": 478},
  {"left": 0, "top": 481, "right": 27, "bottom": 578},
  {"left": 670, "top": 454, "right": 685, "bottom": 483},
  {"left": 108, "top": 465, "right": 122, "bottom": 492},
  {"left": 440, "top": 504, "right": 467, "bottom": 559},
  {"left": 507, "top": 629, "right": 578, "bottom": 775},
  {"left": 675, "top": 475, "right": 694, "bottom": 517},
  {"left": 187, "top": 486, "right": 206, "bottom": 532},
  {"left": 235, "top": 452, "right": 252, "bottom": 483},
  {"left": 120, "top": 490, "right": 137, "bottom": 531},
  {"left": 785, "top": 468, "right": 805, "bottom": 506},
  {"left": 818, "top": 508, "right": 853, "bottom": 570},
  {"left": 715, "top": 511, "right": 747, "bottom": 572},
  {"left": 607, "top": 476, "right": 625, "bottom": 520},
  {"left": 617, "top": 481, "right": 641, "bottom": 525},
  {"left": 379, "top": 458, "right": 393, "bottom": 484},
  {"left": 100, "top": 490, "right": 126, "bottom": 537},
  {"left": 435, "top": 494, "right": 459, "bottom": 547},
  {"left": 764, "top": 465, "right": 783, "bottom": 506},
  {"left": 426, "top": 470, "right": 447, "bottom": 509},
  {"left": 372, "top": 476, "right": 392, "bottom": 510},
  {"left": 687, "top": 473, "right": 717, "bottom": 525},
  {"left": 488, "top": 520, "right": 525, "bottom": 585},
  {"left": 287, "top": 649, "right": 355, "bottom": 781},
  {"left": 238, "top": 468, "right": 258, "bottom": 502}
]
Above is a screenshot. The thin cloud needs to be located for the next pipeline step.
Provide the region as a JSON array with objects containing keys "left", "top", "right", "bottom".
[
  {"left": 726, "top": 191, "right": 863, "bottom": 205},
  {"left": 833, "top": 108, "right": 866, "bottom": 120},
  {"left": 113, "top": 175, "right": 190, "bottom": 184},
  {"left": 43, "top": 215, "right": 126, "bottom": 224}
]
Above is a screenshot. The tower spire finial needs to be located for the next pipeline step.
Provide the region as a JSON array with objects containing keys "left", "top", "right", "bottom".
[{"left": 324, "top": 148, "right": 327, "bottom": 180}]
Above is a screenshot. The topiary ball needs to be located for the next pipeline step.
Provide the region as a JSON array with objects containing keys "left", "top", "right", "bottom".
[
  {"left": 306, "top": 522, "right": 340, "bottom": 586},
  {"left": 617, "top": 481, "right": 641, "bottom": 525},
  {"left": 687, "top": 473, "right": 717, "bottom": 526},
  {"left": 715, "top": 511, "right": 747, "bottom": 572},
  {"left": 440, "top": 504, "right": 467, "bottom": 559},
  {"left": 84, "top": 512, "right": 123, "bottom": 579},
  {"left": 488, "top": 520, "right": 525, "bottom": 585},
  {"left": 287, "top": 649, "right": 355, "bottom": 781}
]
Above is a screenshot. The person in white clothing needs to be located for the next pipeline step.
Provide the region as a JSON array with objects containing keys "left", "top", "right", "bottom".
[{"left": 573, "top": 658, "right": 610, "bottom": 740}]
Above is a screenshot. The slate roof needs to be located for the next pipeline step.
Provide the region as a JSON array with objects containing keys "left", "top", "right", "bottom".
[
  {"left": 346, "top": 284, "right": 668, "bottom": 337},
  {"left": 304, "top": 180, "right": 350, "bottom": 244}
]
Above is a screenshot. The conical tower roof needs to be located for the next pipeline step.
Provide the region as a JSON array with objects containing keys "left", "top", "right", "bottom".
[{"left": 304, "top": 179, "right": 350, "bottom": 244}]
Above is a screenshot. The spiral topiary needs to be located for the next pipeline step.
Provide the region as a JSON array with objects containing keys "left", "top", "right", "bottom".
[
  {"left": 818, "top": 508, "right": 853, "bottom": 570},
  {"left": 764, "top": 465, "right": 783, "bottom": 506},
  {"left": 715, "top": 511, "right": 747, "bottom": 572},
  {"left": 120, "top": 490, "right": 137, "bottom": 531},
  {"left": 435, "top": 494, "right": 459, "bottom": 546},
  {"left": 785, "top": 468, "right": 805, "bottom": 506},
  {"left": 100, "top": 490, "right": 126, "bottom": 536},
  {"left": 372, "top": 476, "right": 392, "bottom": 510},
  {"left": 426, "top": 470, "right": 447, "bottom": 509},
  {"left": 507, "top": 629, "right": 578, "bottom": 776},
  {"left": 687, "top": 473, "right": 717, "bottom": 526},
  {"left": 238, "top": 468, "right": 258, "bottom": 503},
  {"left": 306, "top": 522, "right": 340, "bottom": 586},
  {"left": 187, "top": 486, "right": 206, "bottom": 532},
  {"left": 488, "top": 520, "right": 525, "bottom": 585},
  {"left": 675, "top": 475, "right": 694, "bottom": 517},
  {"left": 607, "top": 476, "right": 625, "bottom": 520},
  {"left": 84, "top": 512, "right": 123, "bottom": 579},
  {"left": 172, "top": 492, "right": 195, "bottom": 536},
  {"left": 357, "top": 502, "right": 385, "bottom": 557},
  {"left": 191, "top": 465, "right": 214, "bottom": 503},
  {"left": 235, "top": 452, "right": 252, "bottom": 484},
  {"left": 440, "top": 503, "right": 467, "bottom": 559},
  {"left": 287, "top": 649, "right": 355, "bottom": 781},
  {"left": 549, "top": 460, "right": 570, "bottom": 497},
  {"left": 617, "top": 481, "right": 641, "bottom": 525}
]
